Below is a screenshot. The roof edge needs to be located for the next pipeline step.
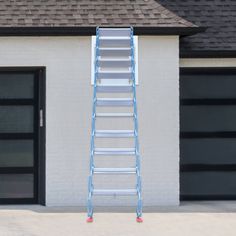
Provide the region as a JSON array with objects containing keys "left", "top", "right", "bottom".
[
  {"left": 181, "top": 50, "right": 236, "bottom": 58},
  {"left": 135, "top": 27, "right": 205, "bottom": 36},
  {"left": 0, "top": 26, "right": 205, "bottom": 36}
]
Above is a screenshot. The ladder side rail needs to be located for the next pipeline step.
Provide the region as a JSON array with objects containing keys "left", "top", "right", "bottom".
[
  {"left": 91, "top": 27, "right": 99, "bottom": 168},
  {"left": 131, "top": 28, "right": 140, "bottom": 173},
  {"left": 90, "top": 28, "right": 99, "bottom": 176},
  {"left": 88, "top": 27, "right": 100, "bottom": 218},
  {"left": 131, "top": 27, "right": 142, "bottom": 218}
]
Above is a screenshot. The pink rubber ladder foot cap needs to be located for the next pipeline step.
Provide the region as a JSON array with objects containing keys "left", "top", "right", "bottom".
[
  {"left": 86, "top": 217, "right": 93, "bottom": 223},
  {"left": 136, "top": 217, "right": 143, "bottom": 223}
]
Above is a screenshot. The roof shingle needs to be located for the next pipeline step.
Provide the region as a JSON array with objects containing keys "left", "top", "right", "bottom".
[
  {"left": 0, "top": 0, "right": 197, "bottom": 28},
  {"left": 157, "top": 0, "right": 236, "bottom": 54}
]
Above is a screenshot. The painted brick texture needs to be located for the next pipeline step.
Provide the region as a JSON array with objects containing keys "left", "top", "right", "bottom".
[{"left": 0, "top": 36, "right": 179, "bottom": 206}]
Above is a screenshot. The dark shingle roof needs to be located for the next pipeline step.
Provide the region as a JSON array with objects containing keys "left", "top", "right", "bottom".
[
  {"left": 0, "top": 0, "right": 196, "bottom": 28},
  {"left": 157, "top": 0, "right": 236, "bottom": 55}
]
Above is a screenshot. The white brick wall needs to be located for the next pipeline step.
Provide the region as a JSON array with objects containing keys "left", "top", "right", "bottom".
[
  {"left": 0, "top": 36, "right": 179, "bottom": 206},
  {"left": 138, "top": 36, "right": 179, "bottom": 205}
]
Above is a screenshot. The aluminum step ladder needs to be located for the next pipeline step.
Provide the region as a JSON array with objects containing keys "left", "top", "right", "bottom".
[{"left": 87, "top": 27, "right": 143, "bottom": 223}]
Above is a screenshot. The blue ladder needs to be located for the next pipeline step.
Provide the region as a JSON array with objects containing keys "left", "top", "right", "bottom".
[{"left": 87, "top": 27, "right": 143, "bottom": 223}]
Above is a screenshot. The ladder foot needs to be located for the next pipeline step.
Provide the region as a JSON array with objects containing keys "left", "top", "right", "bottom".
[
  {"left": 86, "top": 217, "right": 93, "bottom": 223},
  {"left": 136, "top": 217, "right": 143, "bottom": 223}
]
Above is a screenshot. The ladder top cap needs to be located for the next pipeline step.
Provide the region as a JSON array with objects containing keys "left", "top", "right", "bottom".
[{"left": 99, "top": 28, "right": 132, "bottom": 30}]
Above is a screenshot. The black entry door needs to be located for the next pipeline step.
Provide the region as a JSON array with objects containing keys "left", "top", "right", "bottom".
[
  {"left": 0, "top": 68, "right": 45, "bottom": 204},
  {"left": 180, "top": 68, "right": 236, "bottom": 200}
]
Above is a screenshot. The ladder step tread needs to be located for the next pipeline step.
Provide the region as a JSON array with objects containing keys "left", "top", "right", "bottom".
[
  {"left": 95, "top": 148, "right": 135, "bottom": 151},
  {"left": 97, "top": 77, "right": 132, "bottom": 80},
  {"left": 98, "top": 48, "right": 131, "bottom": 57},
  {"left": 99, "top": 37, "right": 131, "bottom": 47},
  {"left": 95, "top": 130, "right": 135, "bottom": 137},
  {"left": 94, "top": 148, "right": 136, "bottom": 155},
  {"left": 97, "top": 70, "right": 132, "bottom": 79},
  {"left": 98, "top": 70, "right": 132, "bottom": 73},
  {"left": 99, "top": 36, "right": 131, "bottom": 40},
  {"left": 93, "top": 189, "right": 137, "bottom": 196},
  {"left": 93, "top": 167, "right": 136, "bottom": 174},
  {"left": 99, "top": 28, "right": 131, "bottom": 37},
  {"left": 98, "top": 57, "right": 131, "bottom": 61},
  {"left": 96, "top": 85, "right": 133, "bottom": 93},
  {"left": 96, "top": 98, "right": 133, "bottom": 106},
  {"left": 96, "top": 113, "right": 134, "bottom": 117},
  {"left": 99, "top": 28, "right": 131, "bottom": 31},
  {"left": 97, "top": 98, "right": 133, "bottom": 100},
  {"left": 98, "top": 57, "right": 132, "bottom": 67},
  {"left": 99, "top": 47, "right": 131, "bottom": 50}
]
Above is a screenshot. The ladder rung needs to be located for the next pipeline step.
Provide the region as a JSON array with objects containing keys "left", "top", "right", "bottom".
[
  {"left": 96, "top": 98, "right": 133, "bottom": 106},
  {"left": 94, "top": 148, "right": 136, "bottom": 155},
  {"left": 98, "top": 57, "right": 132, "bottom": 67},
  {"left": 93, "top": 168, "right": 136, "bottom": 174},
  {"left": 96, "top": 113, "right": 134, "bottom": 118},
  {"left": 98, "top": 47, "right": 131, "bottom": 57},
  {"left": 99, "top": 36, "right": 131, "bottom": 40},
  {"left": 99, "top": 28, "right": 131, "bottom": 37},
  {"left": 95, "top": 130, "right": 135, "bottom": 138},
  {"left": 97, "top": 70, "right": 132, "bottom": 79},
  {"left": 99, "top": 37, "right": 131, "bottom": 47},
  {"left": 96, "top": 85, "right": 133, "bottom": 93},
  {"left": 93, "top": 189, "right": 137, "bottom": 196}
]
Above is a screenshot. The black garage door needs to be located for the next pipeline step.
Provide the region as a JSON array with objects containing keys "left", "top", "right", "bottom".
[
  {"left": 180, "top": 68, "right": 236, "bottom": 200},
  {"left": 0, "top": 68, "right": 45, "bottom": 204}
]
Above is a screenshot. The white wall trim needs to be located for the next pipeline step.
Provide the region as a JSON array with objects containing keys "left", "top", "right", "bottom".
[
  {"left": 91, "top": 36, "right": 95, "bottom": 84},
  {"left": 91, "top": 36, "right": 139, "bottom": 85},
  {"left": 180, "top": 58, "right": 236, "bottom": 67}
]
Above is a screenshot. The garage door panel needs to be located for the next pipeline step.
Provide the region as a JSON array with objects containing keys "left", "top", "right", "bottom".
[
  {"left": 180, "top": 68, "right": 236, "bottom": 200},
  {"left": 0, "top": 140, "right": 33, "bottom": 167},
  {"left": 181, "top": 74, "right": 236, "bottom": 99},
  {"left": 181, "top": 172, "right": 236, "bottom": 196},
  {"left": 0, "top": 174, "right": 34, "bottom": 198},
  {"left": 181, "top": 105, "right": 236, "bottom": 132},
  {"left": 181, "top": 138, "right": 236, "bottom": 165}
]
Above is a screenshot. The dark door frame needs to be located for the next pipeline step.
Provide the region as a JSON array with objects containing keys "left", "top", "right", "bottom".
[{"left": 0, "top": 67, "right": 46, "bottom": 205}]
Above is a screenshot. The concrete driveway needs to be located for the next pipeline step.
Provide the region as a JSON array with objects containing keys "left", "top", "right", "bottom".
[{"left": 0, "top": 202, "right": 236, "bottom": 236}]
